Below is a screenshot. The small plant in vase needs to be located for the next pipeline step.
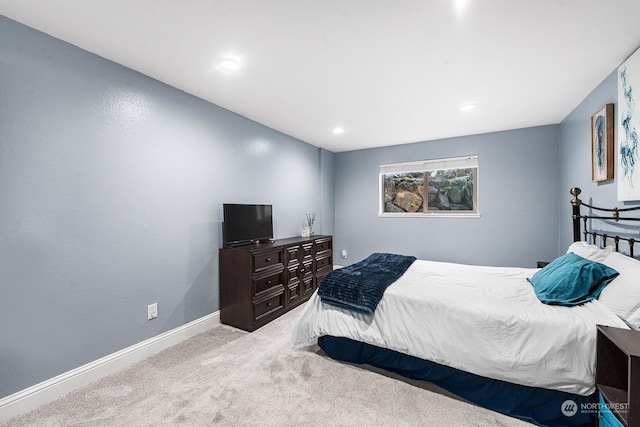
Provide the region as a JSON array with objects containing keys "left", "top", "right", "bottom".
[{"left": 301, "top": 212, "right": 316, "bottom": 237}]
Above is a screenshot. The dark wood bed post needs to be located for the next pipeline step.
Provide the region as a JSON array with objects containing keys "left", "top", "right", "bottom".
[{"left": 570, "top": 187, "right": 582, "bottom": 242}]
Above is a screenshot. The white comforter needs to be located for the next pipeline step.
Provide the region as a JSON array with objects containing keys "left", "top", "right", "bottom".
[{"left": 292, "top": 259, "right": 629, "bottom": 395}]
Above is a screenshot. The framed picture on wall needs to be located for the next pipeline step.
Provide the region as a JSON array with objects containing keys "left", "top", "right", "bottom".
[
  {"left": 618, "top": 46, "right": 640, "bottom": 200},
  {"left": 591, "top": 103, "right": 614, "bottom": 182}
]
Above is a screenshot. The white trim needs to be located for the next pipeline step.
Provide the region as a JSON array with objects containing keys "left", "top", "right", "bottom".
[
  {"left": 380, "top": 155, "right": 478, "bottom": 174},
  {"left": 0, "top": 311, "right": 220, "bottom": 423},
  {"left": 378, "top": 212, "right": 481, "bottom": 218}
]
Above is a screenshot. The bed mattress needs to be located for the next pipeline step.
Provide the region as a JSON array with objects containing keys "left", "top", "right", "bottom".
[{"left": 292, "top": 259, "right": 628, "bottom": 395}]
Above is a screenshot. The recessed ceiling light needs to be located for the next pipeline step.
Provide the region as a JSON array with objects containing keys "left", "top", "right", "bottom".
[
  {"left": 217, "top": 57, "right": 240, "bottom": 71},
  {"left": 332, "top": 126, "right": 345, "bottom": 135},
  {"left": 454, "top": 0, "right": 469, "bottom": 15},
  {"left": 460, "top": 103, "right": 478, "bottom": 112}
]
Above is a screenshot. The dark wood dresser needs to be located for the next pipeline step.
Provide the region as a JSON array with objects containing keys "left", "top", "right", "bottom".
[{"left": 219, "top": 235, "right": 333, "bottom": 331}]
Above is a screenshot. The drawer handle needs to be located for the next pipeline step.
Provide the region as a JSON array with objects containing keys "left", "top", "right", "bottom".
[
  {"left": 266, "top": 257, "right": 271, "bottom": 262},
  {"left": 267, "top": 280, "right": 272, "bottom": 284},
  {"left": 266, "top": 302, "right": 273, "bottom": 307}
]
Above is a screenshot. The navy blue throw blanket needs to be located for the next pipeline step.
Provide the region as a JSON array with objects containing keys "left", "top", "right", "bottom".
[{"left": 318, "top": 253, "right": 416, "bottom": 315}]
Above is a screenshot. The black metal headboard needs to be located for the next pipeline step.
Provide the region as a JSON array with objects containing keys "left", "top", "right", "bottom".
[{"left": 571, "top": 187, "right": 640, "bottom": 257}]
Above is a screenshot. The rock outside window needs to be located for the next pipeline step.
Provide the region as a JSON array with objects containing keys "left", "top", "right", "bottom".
[{"left": 379, "top": 155, "right": 479, "bottom": 217}]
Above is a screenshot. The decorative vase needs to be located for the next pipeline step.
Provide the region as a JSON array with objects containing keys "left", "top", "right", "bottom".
[{"left": 303, "top": 212, "right": 316, "bottom": 237}]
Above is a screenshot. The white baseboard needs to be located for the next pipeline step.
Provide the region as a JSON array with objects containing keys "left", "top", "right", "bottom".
[{"left": 0, "top": 311, "right": 220, "bottom": 423}]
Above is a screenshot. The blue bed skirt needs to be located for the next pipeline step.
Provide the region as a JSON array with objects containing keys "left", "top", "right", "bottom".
[{"left": 317, "top": 335, "right": 596, "bottom": 427}]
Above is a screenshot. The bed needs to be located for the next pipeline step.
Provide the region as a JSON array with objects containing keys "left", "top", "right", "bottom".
[{"left": 292, "top": 187, "right": 640, "bottom": 426}]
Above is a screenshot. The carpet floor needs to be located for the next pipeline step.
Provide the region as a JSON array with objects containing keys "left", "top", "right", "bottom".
[{"left": 2, "top": 305, "right": 531, "bottom": 426}]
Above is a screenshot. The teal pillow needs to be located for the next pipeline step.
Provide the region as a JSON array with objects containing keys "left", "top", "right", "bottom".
[{"left": 527, "top": 252, "right": 619, "bottom": 306}]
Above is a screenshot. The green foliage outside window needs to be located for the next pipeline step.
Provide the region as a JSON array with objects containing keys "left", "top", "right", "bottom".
[{"left": 381, "top": 158, "right": 478, "bottom": 215}]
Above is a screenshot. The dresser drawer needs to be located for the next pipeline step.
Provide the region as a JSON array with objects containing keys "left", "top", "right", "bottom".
[
  {"left": 253, "top": 271, "right": 284, "bottom": 297},
  {"left": 315, "top": 255, "right": 331, "bottom": 271},
  {"left": 317, "top": 264, "right": 332, "bottom": 278},
  {"left": 315, "top": 237, "right": 332, "bottom": 253},
  {"left": 286, "top": 243, "right": 314, "bottom": 268},
  {"left": 253, "top": 291, "right": 284, "bottom": 321},
  {"left": 301, "top": 242, "right": 314, "bottom": 261},
  {"left": 252, "top": 250, "right": 283, "bottom": 274}
]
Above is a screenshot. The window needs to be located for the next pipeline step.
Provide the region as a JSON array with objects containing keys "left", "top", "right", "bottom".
[{"left": 379, "top": 155, "right": 478, "bottom": 217}]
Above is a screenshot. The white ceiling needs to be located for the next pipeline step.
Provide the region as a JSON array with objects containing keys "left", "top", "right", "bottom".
[{"left": 2, "top": 1, "right": 640, "bottom": 153}]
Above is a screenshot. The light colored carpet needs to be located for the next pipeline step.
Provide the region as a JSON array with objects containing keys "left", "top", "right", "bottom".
[{"left": 2, "top": 305, "right": 531, "bottom": 426}]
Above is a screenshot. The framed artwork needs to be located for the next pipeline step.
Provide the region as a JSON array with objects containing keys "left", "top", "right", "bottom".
[
  {"left": 591, "top": 103, "right": 614, "bottom": 182},
  {"left": 618, "top": 47, "right": 640, "bottom": 201}
]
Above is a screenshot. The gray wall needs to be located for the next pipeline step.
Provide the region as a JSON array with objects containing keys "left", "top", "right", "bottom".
[
  {"left": 557, "top": 68, "right": 640, "bottom": 253},
  {"left": 0, "top": 16, "right": 334, "bottom": 399},
  {"left": 320, "top": 148, "right": 336, "bottom": 234},
  {"left": 334, "top": 125, "right": 560, "bottom": 267}
]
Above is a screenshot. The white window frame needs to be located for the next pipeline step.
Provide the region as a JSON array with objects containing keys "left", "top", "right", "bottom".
[{"left": 379, "top": 155, "right": 480, "bottom": 218}]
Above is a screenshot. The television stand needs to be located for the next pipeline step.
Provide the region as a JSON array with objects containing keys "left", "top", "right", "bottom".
[{"left": 219, "top": 235, "right": 333, "bottom": 331}]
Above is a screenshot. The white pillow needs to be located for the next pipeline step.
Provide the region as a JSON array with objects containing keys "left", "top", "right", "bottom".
[
  {"left": 599, "top": 252, "right": 640, "bottom": 328},
  {"left": 566, "top": 241, "right": 613, "bottom": 263}
]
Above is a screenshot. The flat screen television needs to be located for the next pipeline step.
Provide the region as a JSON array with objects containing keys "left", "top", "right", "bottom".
[{"left": 223, "top": 203, "right": 273, "bottom": 247}]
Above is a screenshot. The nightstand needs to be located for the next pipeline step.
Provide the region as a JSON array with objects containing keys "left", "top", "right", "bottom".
[{"left": 596, "top": 325, "right": 640, "bottom": 426}]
